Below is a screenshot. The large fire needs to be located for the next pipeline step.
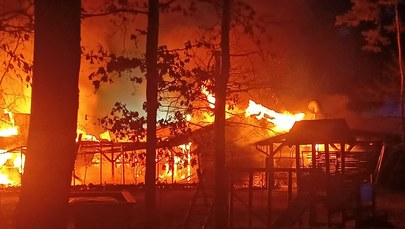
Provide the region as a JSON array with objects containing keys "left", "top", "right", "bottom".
[
  {"left": 201, "top": 86, "right": 215, "bottom": 109},
  {"left": 0, "top": 88, "right": 305, "bottom": 186},
  {"left": 158, "top": 142, "right": 192, "bottom": 183},
  {"left": 200, "top": 84, "right": 305, "bottom": 133},
  {"left": 245, "top": 100, "right": 305, "bottom": 132},
  {"left": 0, "top": 110, "right": 18, "bottom": 137},
  {"left": 0, "top": 109, "right": 25, "bottom": 186},
  {"left": 0, "top": 150, "right": 25, "bottom": 186}
]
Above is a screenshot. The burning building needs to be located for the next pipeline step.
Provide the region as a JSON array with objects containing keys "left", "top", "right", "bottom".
[
  {"left": 0, "top": 110, "right": 29, "bottom": 186},
  {"left": 0, "top": 91, "right": 308, "bottom": 188}
]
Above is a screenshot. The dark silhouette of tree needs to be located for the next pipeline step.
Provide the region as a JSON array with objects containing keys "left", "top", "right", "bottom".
[
  {"left": 214, "top": 0, "right": 231, "bottom": 228},
  {"left": 14, "top": 0, "right": 81, "bottom": 228},
  {"left": 145, "top": 0, "right": 160, "bottom": 228},
  {"left": 336, "top": 0, "right": 404, "bottom": 141}
]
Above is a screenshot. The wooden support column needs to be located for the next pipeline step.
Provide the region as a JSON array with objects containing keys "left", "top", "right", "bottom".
[
  {"left": 325, "top": 143, "right": 331, "bottom": 226},
  {"left": 99, "top": 142, "right": 103, "bottom": 185},
  {"left": 311, "top": 143, "right": 317, "bottom": 169},
  {"left": 325, "top": 144, "right": 330, "bottom": 176},
  {"left": 309, "top": 144, "right": 317, "bottom": 227},
  {"left": 340, "top": 143, "right": 346, "bottom": 225},
  {"left": 295, "top": 145, "right": 301, "bottom": 194},
  {"left": 340, "top": 143, "right": 345, "bottom": 176},
  {"left": 121, "top": 145, "right": 125, "bottom": 185},
  {"left": 267, "top": 144, "right": 274, "bottom": 227},
  {"left": 171, "top": 149, "right": 175, "bottom": 184},
  {"left": 111, "top": 144, "right": 115, "bottom": 179}
]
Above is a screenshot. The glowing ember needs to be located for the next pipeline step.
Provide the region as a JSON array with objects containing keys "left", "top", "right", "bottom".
[{"left": 245, "top": 100, "right": 305, "bottom": 132}]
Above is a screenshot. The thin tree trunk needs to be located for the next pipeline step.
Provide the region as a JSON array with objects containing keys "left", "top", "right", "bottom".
[
  {"left": 145, "top": 0, "right": 159, "bottom": 228},
  {"left": 214, "top": 0, "right": 231, "bottom": 228},
  {"left": 395, "top": 2, "right": 405, "bottom": 144},
  {"left": 15, "top": 0, "right": 81, "bottom": 228}
]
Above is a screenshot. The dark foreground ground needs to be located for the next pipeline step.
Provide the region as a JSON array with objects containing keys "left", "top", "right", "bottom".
[{"left": 1, "top": 186, "right": 404, "bottom": 229}]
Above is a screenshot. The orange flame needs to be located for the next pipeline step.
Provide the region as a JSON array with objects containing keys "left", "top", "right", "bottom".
[
  {"left": 0, "top": 127, "right": 18, "bottom": 137},
  {"left": 158, "top": 142, "right": 194, "bottom": 182},
  {"left": 201, "top": 86, "right": 216, "bottom": 109},
  {"left": 0, "top": 150, "right": 25, "bottom": 185},
  {"left": 0, "top": 109, "right": 19, "bottom": 137},
  {"left": 245, "top": 100, "right": 305, "bottom": 132}
]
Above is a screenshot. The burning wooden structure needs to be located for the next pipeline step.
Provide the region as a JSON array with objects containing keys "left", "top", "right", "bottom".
[
  {"left": 0, "top": 96, "right": 306, "bottom": 188},
  {"left": 182, "top": 118, "right": 387, "bottom": 228},
  {"left": 0, "top": 104, "right": 389, "bottom": 228},
  {"left": 72, "top": 137, "right": 197, "bottom": 186},
  {"left": 251, "top": 118, "right": 385, "bottom": 228}
]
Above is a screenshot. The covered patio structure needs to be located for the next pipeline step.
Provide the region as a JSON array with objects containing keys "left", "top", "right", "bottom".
[{"left": 254, "top": 118, "right": 385, "bottom": 227}]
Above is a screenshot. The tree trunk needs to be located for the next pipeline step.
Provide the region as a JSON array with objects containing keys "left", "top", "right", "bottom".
[
  {"left": 395, "top": 2, "right": 405, "bottom": 144},
  {"left": 15, "top": 0, "right": 81, "bottom": 228},
  {"left": 214, "top": 0, "right": 231, "bottom": 228},
  {"left": 145, "top": 0, "right": 160, "bottom": 228}
]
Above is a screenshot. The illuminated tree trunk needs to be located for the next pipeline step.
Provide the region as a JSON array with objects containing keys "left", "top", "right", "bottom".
[
  {"left": 395, "top": 2, "right": 405, "bottom": 144},
  {"left": 214, "top": 0, "right": 231, "bottom": 228},
  {"left": 145, "top": 0, "right": 160, "bottom": 228},
  {"left": 15, "top": 0, "right": 81, "bottom": 228}
]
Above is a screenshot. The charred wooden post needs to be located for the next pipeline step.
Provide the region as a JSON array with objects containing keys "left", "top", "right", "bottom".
[
  {"left": 341, "top": 143, "right": 346, "bottom": 222},
  {"left": 295, "top": 145, "right": 301, "bottom": 194},
  {"left": 325, "top": 143, "right": 331, "bottom": 226},
  {"left": 111, "top": 144, "right": 114, "bottom": 179},
  {"left": 121, "top": 146, "right": 125, "bottom": 185}
]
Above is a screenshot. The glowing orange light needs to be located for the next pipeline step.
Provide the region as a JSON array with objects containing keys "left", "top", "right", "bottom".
[
  {"left": 185, "top": 113, "right": 192, "bottom": 122},
  {"left": 0, "top": 127, "right": 18, "bottom": 137},
  {"left": 76, "top": 128, "right": 98, "bottom": 142},
  {"left": 245, "top": 100, "right": 305, "bottom": 132},
  {"left": 158, "top": 142, "right": 194, "bottom": 182},
  {"left": 0, "top": 150, "right": 25, "bottom": 186},
  {"left": 0, "top": 109, "right": 19, "bottom": 137},
  {"left": 201, "top": 86, "right": 216, "bottom": 109},
  {"left": 179, "top": 142, "right": 192, "bottom": 181},
  {"left": 0, "top": 174, "right": 11, "bottom": 185}
]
